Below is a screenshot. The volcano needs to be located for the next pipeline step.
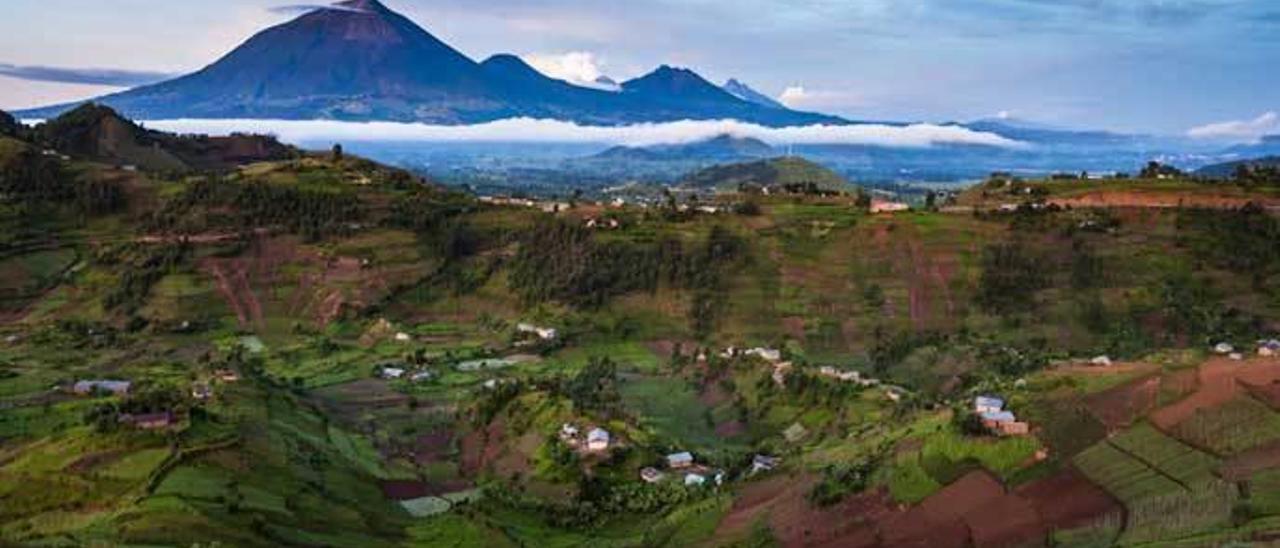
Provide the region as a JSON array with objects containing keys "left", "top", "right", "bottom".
[{"left": 19, "top": 0, "right": 841, "bottom": 127}]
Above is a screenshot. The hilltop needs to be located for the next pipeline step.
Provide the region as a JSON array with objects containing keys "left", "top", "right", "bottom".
[
  {"left": 592, "top": 134, "right": 775, "bottom": 163},
  {"left": 679, "top": 156, "right": 852, "bottom": 193},
  {"left": 32, "top": 103, "right": 295, "bottom": 172}
]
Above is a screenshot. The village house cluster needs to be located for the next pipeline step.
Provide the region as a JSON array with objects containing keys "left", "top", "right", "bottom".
[
  {"left": 974, "top": 395, "right": 1030, "bottom": 437},
  {"left": 641, "top": 451, "right": 726, "bottom": 487},
  {"left": 560, "top": 423, "right": 613, "bottom": 454}
]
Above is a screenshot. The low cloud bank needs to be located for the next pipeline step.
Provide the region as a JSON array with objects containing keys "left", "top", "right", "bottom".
[
  {"left": 1187, "top": 112, "right": 1278, "bottom": 143},
  {"left": 0, "top": 64, "right": 173, "bottom": 87},
  {"left": 143, "top": 118, "right": 1027, "bottom": 149}
]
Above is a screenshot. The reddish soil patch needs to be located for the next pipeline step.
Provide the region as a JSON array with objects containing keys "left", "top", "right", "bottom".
[
  {"left": 1015, "top": 467, "right": 1121, "bottom": 532},
  {"left": 1049, "top": 191, "right": 1277, "bottom": 210},
  {"left": 459, "top": 417, "right": 507, "bottom": 477},
  {"left": 964, "top": 493, "right": 1046, "bottom": 548},
  {"left": 715, "top": 421, "right": 747, "bottom": 438},
  {"left": 916, "top": 470, "right": 1005, "bottom": 523},
  {"left": 1220, "top": 440, "right": 1280, "bottom": 482},
  {"left": 380, "top": 480, "right": 430, "bottom": 500},
  {"left": 1084, "top": 373, "right": 1161, "bottom": 431},
  {"left": 699, "top": 381, "right": 732, "bottom": 407},
  {"left": 645, "top": 339, "right": 696, "bottom": 360},
  {"left": 315, "top": 380, "right": 410, "bottom": 420},
  {"left": 782, "top": 316, "right": 807, "bottom": 341},
  {"left": 877, "top": 507, "right": 971, "bottom": 548},
  {"left": 414, "top": 431, "right": 454, "bottom": 464},
  {"left": 66, "top": 450, "right": 126, "bottom": 473},
  {"left": 1151, "top": 358, "right": 1280, "bottom": 430},
  {"left": 717, "top": 474, "right": 898, "bottom": 548},
  {"left": 1244, "top": 378, "right": 1280, "bottom": 410}
]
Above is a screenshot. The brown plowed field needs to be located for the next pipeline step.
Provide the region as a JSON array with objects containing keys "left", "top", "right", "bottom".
[
  {"left": 1150, "top": 358, "right": 1280, "bottom": 430},
  {"left": 1015, "top": 467, "right": 1122, "bottom": 532},
  {"left": 1084, "top": 373, "right": 1162, "bottom": 431},
  {"left": 1049, "top": 191, "right": 1279, "bottom": 210},
  {"left": 1220, "top": 440, "right": 1280, "bottom": 482},
  {"left": 717, "top": 467, "right": 1120, "bottom": 548}
]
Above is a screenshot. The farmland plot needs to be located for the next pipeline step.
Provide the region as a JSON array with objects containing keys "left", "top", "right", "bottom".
[{"left": 1170, "top": 396, "right": 1280, "bottom": 456}]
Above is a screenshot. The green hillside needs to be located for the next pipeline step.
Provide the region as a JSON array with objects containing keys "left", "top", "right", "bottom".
[
  {"left": 4, "top": 108, "right": 1280, "bottom": 546},
  {"left": 679, "top": 156, "right": 852, "bottom": 194}
]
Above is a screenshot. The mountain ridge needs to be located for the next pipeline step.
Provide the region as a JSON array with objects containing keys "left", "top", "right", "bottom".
[{"left": 17, "top": 1, "right": 841, "bottom": 128}]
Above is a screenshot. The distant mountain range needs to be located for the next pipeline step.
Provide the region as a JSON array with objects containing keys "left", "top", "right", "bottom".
[
  {"left": 722, "top": 79, "right": 787, "bottom": 110},
  {"left": 18, "top": 0, "right": 839, "bottom": 127},
  {"left": 591, "top": 134, "right": 775, "bottom": 163}
]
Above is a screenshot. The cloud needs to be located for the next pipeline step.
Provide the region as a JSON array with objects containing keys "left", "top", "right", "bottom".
[
  {"left": 522, "top": 52, "right": 618, "bottom": 90},
  {"left": 778, "top": 85, "right": 864, "bottom": 111},
  {"left": 139, "top": 117, "right": 1027, "bottom": 149},
  {"left": 1186, "top": 111, "right": 1279, "bottom": 142},
  {"left": 268, "top": 4, "right": 369, "bottom": 15},
  {"left": 0, "top": 64, "right": 174, "bottom": 88}
]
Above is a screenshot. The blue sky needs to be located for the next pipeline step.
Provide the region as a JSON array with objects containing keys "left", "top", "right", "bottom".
[{"left": 0, "top": 0, "right": 1276, "bottom": 135}]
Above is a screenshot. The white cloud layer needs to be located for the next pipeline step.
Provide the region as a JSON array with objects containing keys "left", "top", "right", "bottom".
[
  {"left": 521, "top": 52, "right": 618, "bottom": 90},
  {"left": 778, "top": 85, "right": 863, "bottom": 111},
  {"left": 139, "top": 118, "right": 1028, "bottom": 149},
  {"left": 1186, "top": 111, "right": 1278, "bottom": 143}
]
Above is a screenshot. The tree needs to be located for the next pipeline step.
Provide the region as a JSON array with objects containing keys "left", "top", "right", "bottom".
[
  {"left": 976, "top": 241, "right": 1048, "bottom": 314},
  {"left": 331, "top": 143, "right": 344, "bottom": 162}
]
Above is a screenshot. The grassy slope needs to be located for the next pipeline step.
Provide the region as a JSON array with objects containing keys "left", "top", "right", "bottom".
[{"left": 3, "top": 154, "right": 1280, "bottom": 545}]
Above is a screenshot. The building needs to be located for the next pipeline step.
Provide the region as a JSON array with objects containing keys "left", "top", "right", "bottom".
[
  {"left": 684, "top": 473, "right": 707, "bottom": 487},
  {"left": 587, "top": 428, "right": 611, "bottom": 452},
  {"left": 380, "top": 367, "right": 406, "bottom": 380},
  {"left": 517, "top": 323, "right": 558, "bottom": 341},
  {"left": 667, "top": 452, "right": 695, "bottom": 469},
  {"left": 783, "top": 423, "right": 809, "bottom": 444},
  {"left": 1090, "top": 355, "right": 1113, "bottom": 367},
  {"left": 974, "top": 396, "right": 1005, "bottom": 415},
  {"left": 1214, "top": 342, "right": 1235, "bottom": 355},
  {"left": 1260, "top": 340, "right": 1280, "bottom": 357},
  {"left": 191, "top": 383, "right": 212, "bottom": 400},
  {"left": 214, "top": 369, "right": 240, "bottom": 382},
  {"left": 745, "top": 347, "right": 782, "bottom": 362},
  {"left": 981, "top": 411, "right": 1017, "bottom": 430},
  {"left": 999, "top": 422, "right": 1031, "bottom": 436},
  {"left": 120, "top": 412, "right": 174, "bottom": 430},
  {"left": 640, "top": 467, "right": 665, "bottom": 483},
  {"left": 410, "top": 371, "right": 435, "bottom": 383},
  {"left": 818, "top": 366, "right": 862, "bottom": 383},
  {"left": 870, "top": 199, "right": 911, "bottom": 214},
  {"left": 72, "top": 380, "right": 132, "bottom": 396},
  {"left": 751, "top": 455, "right": 780, "bottom": 475}
]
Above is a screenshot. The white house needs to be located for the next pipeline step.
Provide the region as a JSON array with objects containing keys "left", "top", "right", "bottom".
[
  {"left": 751, "top": 455, "right": 780, "bottom": 475},
  {"left": 745, "top": 348, "right": 782, "bottom": 362},
  {"left": 587, "top": 428, "right": 611, "bottom": 452},
  {"left": 1214, "top": 342, "right": 1236, "bottom": 355},
  {"left": 684, "top": 473, "right": 707, "bottom": 487},
  {"left": 517, "top": 323, "right": 559, "bottom": 341},
  {"left": 974, "top": 396, "right": 1005, "bottom": 415},
  {"left": 667, "top": 452, "right": 695, "bottom": 469},
  {"left": 870, "top": 200, "right": 910, "bottom": 214},
  {"left": 640, "top": 467, "right": 665, "bottom": 483},
  {"left": 73, "top": 380, "right": 132, "bottom": 396},
  {"left": 380, "top": 367, "right": 406, "bottom": 380}
]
